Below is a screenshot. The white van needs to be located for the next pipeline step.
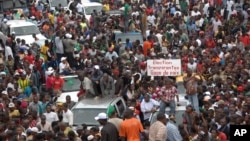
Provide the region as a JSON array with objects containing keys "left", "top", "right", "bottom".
[
  {"left": 68, "top": 1, "right": 103, "bottom": 22},
  {"left": 6, "top": 20, "right": 47, "bottom": 45},
  {"left": 49, "top": 0, "right": 69, "bottom": 11}
]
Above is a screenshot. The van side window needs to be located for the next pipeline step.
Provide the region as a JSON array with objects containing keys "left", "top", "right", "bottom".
[{"left": 116, "top": 100, "right": 125, "bottom": 117}]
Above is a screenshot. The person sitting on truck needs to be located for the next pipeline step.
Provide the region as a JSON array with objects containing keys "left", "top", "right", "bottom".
[{"left": 100, "top": 73, "right": 115, "bottom": 96}]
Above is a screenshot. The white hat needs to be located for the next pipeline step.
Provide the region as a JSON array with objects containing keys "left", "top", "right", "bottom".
[
  {"left": 1, "top": 90, "right": 7, "bottom": 95},
  {"left": 203, "top": 95, "right": 211, "bottom": 101},
  {"left": 65, "top": 33, "right": 72, "bottom": 39},
  {"left": 30, "top": 16, "right": 35, "bottom": 19},
  {"left": 48, "top": 67, "right": 54, "bottom": 72},
  {"left": 3, "top": 19, "right": 7, "bottom": 22},
  {"left": 204, "top": 91, "right": 211, "bottom": 95},
  {"left": 8, "top": 102, "right": 15, "bottom": 108},
  {"left": 128, "top": 106, "right": 135, "bottom": 110},
  {"left": 11, "top": 31, "right": 15, "bottom": 34},
  {"left": 87, "top": 135, "right": 94, "bottom": 141},
  {"left": 61, "top": 57, "right": 67, "bottom": 62},
  {"left": 74, "top": 54, "right": 80, "bottom": 58},
  {"left": 47, "top": 67, "right": 54, "bottom": 75},
  {"left": 14, "top": 72, "right": 20, "bottom": 76},
  {"left": 0, "top": 72, "right": 6, "bottom": 75},
  {"left": 31, "top": 127, "right": 39, "bottom": 133},
  {"left": 94, "top": 65, "right": 100, "bottom": 70},
  {"left": 165, "top": 114, "right": 169, "bottom": 119},
  {"left": 95, "top": 112, "right": 108, "bottom": 120}
]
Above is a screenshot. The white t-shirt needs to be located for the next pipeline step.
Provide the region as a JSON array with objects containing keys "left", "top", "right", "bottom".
[
  {"left": 147, "top": 15, "right": 156, "bottom": 25},
  {"left": 212, "top": 19, "right": 222, "bottom": 32},
  {"left": 43, "top": 112, "right": 59, "bottom": 123},
  {"left": 227, "top": 0, "right": 234, "bottom": 11},
  {"left": 76, "top": 3, "right": 83, "bottom": 13},
  {"left": 191, "top": 11, "right": 201, "bottom": 17},
  {"left": 59, "top": 62, "right": 68, "bottom": 73},
  {"left": 5, "top": 46, "right": 13, "bottom": 61},
  {"left": 55, "top": 37, "right": 64, "bottom": 54}
]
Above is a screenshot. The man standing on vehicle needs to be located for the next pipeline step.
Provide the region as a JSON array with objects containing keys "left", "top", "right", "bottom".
[
  {"left": 76, "top": 1, "right": 83, "bottom": 15},
  {"left": 100, "top": 73, "right": 115, "bottom": 96},
  {"left": 183, "top": 69, "right": 200, "bottom": 113},
  {"left": 95, "top": 112, "right": 119, "bottom": 141},
  {"left": 91, "top": 65, "right": 103, "bottom": 98}
]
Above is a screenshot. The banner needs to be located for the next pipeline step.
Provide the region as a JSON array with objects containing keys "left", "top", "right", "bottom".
[{"left": 147, "top": 59, "right": 181, "bottom": 76}]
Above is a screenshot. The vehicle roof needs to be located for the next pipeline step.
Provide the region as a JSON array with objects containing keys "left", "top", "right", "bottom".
[
  {"left": 6, "top": 20, "right": 36, "bottom": 27},
  {"left": 107, "top": 10, "right": 123, "bottom": 16},
  {"left": 82, "top": 2, "right": 102, "bottom": 6},
  {"left": 73, "top": 96, "right": 121, "bottom": 109},
  {"left": 60, "top": 75, "right": 78, "bottom": 79},
  {"left": 115, "top": 32, "right": 142, "bottom": 35}
]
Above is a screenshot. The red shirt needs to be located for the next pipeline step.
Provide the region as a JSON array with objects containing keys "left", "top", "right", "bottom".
[
  {"left": 218, "top": 132, "right": 227, "bottom": 141},
  {"left": 206, "top": 39, "right": 216, "bottom": 48},
  {"left": 145, "top": 8, "right": 153, "bottom": 15},
  {"left": 240, "top": 35, "right": 250, "bottom": 47},
  {"left": 53, "top": 77, "right": 64, "bottom": 90},
  {"left": 46, "top": 75, "right": 54, "bottom": 89},
  {"left": 34, "top": 60, "right": 43, "bottom": 73},
  {"left": 57, "top": 16, "right": 64, "bottom": 24},
  {"left": 24, "top": 55, "right": 35, "bottom": 64}
]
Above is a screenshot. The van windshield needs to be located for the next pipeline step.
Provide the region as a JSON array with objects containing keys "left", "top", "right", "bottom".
[
  {"left": 72, "top": 108, "right": 106, "bottom": 126},
  {"left": 85, "top": 6, "right": 103, "bottom": 15},
  {"left": 12, "top": 25, "right": 40, "bottom": 36},
  {"left": 50, "top": 0, "right": 68, "bottom": 7}
]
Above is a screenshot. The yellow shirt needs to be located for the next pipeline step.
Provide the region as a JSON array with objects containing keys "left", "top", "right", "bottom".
[
  {"left": 18, "top": 79, "right": 29, "bottom": 90},
  {"left": 80, "top": 22, "right": 87, "bottom": 29},
  {"left": 48, "top": 14, "right": 55, "bottom": 25},
  {"left": 9, "top": 110, "right": 20, "bottom": 118},
  {"left": 103, "top": 4, "right": 110, "bottom": 11},
  {"left": 64, "top": 127, "right": 72, "bottom": 136},
  {"left": 40, "top": 45, "right": 49, "bottom": 61}
]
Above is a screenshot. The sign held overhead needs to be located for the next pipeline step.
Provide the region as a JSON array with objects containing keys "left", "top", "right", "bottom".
[{"left": 147, "top": 59, "right": 181, "bottom": 76}]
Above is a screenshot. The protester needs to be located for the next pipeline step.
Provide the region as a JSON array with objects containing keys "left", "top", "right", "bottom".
[
  {"left": 148, "top": 113, "right": 167, "bottom": 141},
  {"left": 0, "top": 0, "right": 249, "bottom": 140}
]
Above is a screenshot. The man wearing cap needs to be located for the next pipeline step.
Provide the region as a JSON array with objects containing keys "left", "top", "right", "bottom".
[
  {"left": 95, "top": 112, "right": 119, "bottom": 141},
  {"left": 149, "top": 113, "right": 167, "bottom": 141},
  {"left": 1, "top": 18, "right": 8, "bottom": 35},
  {"left": 8, "top": 102, "right": 20, "bottom": 118},
  {"left": 91, "top": 65, "right": 103, "bottom": 97},
  {"left": 107, "top": 105, "right": 123, "bottom": 131},
  {"left": 105, "top": 47, "right": 119, "bottom": 62},
  {"left": 62, "top": 33, "right": 76, "bottom": 67},
  {"left": 59, "top": 57, "right": 75, "bottom": 75}
]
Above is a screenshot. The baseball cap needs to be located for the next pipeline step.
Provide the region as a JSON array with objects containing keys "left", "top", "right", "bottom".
[
  {"left": 94, "top": 65, "right": 100, "bottom": 69},
  {"left": 31, "top": 127, "right": 39, "bottom": 133},
  {"left": 95, "top": 113, "right": 108, "bottom": 120},
  {"left": 1, "top": 91, "right": 7, "bottom": 95},
  {"left": 8, "top": 102, "right": 15, "bottom": 108},
  {"left": 107, "top": 105, "right": 115, "bottom": 117},
  {"left": 165, "top": 114, "right": 169, "bottom": 119}
]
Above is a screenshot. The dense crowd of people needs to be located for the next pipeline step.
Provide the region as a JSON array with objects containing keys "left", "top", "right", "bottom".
[{"left": 0, "top": 0, "right": 249, "bottom": 140}]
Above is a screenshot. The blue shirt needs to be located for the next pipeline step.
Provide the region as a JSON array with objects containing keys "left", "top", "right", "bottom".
[{"left": 166, "top": 122, "right": 183, "bottom": 141}]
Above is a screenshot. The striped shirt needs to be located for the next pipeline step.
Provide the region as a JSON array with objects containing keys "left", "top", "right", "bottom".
[
  {"left": 159, "top": 86, "right": 178, "bottom": 101},
  {"left": 166, "top": 122, "right": 183, "bottom": 141}
]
